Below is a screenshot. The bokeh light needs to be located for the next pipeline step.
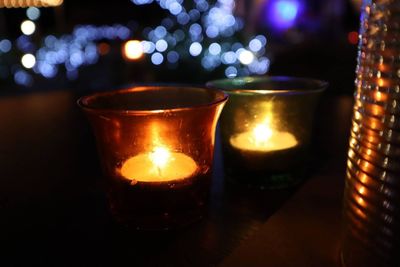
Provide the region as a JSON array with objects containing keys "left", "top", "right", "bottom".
[
  {"left": 151, "top": 52, "right": 164, "bottom": 65},
  {"left": 225, "top": 66, "right": 237, "bottom": 78},
  {"left": 0, "top": 39, "right": 12, "bottom": 53},
  {"left": 167, "top": 51, "right": 179, "bottom": 63},
  {"left": 249, "top": 39, "right": 262, "bottom": 52},
  {"left": 348, "top": 31, "right": 359, "bottom": 45},
  {"left": 123, "top": 40, "right": 144, "bottom": 60},
  {"left": 189, "top": 42, "right": 202, "bottom": 56},
  {"left": 141, "top": 41, "right": 156, "bottom": 54},
  {"left": 26, "top": 7, "right": 41, "bottom": 21},
  {"left": 21, "top": 20, "right": 36, "bottom": 35},
  {"left": 1, "top": 0, "right": 271, "bottom": 85},
  {"left": 266, "top": 0, "right": 300, "bottom": 30},
  {"left": 238, "top": 49, "right": 254, "bottom": 65},
  {"left": 21, "top": 54, "right": 36, "bottom": 69},
  {"left": 98, "top": 43, "right": 110, "bottom": 55},
  {"left": 209, "top": 43, "right": 221, "bottom": 55},
  {"left": 14, "top": 70, "right": 33, "bottom": 86},
  {"left": 1, "top": 0, "right": 63, "bottom": 8},
  {"left": 155, "top": 39, "right": 168, "bottom": 52},
  {"left": 131, "top": 0, "right": 153, "bottom": 5}
]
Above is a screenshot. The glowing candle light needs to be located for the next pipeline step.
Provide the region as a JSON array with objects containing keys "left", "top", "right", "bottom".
[
  {"left": 120, "top": 146, "right": 198, "bottom": 184},
  {"left": 230, "top": 118, "right": 298, "bottom": 152},
  {"left": 208, "top": 76, "right": 326, "bottom": 188},
  {"left": 79, "top": 85, "right": 227, "bottom": 230}
]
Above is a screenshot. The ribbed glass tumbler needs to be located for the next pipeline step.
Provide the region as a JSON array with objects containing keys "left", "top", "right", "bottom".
[{"left": 341, "top": 0, "right": 400, "bottom": 266}]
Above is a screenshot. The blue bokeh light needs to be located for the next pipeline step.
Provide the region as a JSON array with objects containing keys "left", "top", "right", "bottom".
[
  {"left": 169, "top": 2, "right": 183, "bottom": 15},
  {"left": 26, "top": 7, "right": 40, "bottom": 21},
  {"left": 177, "top": 12, "right": 190, "bottom": 25},
  {"left": 154, "top": 26, "right": 167, "bottom": 39},
  {"left": 142, "top": 41, "right": 156, "bottom": 54},
  {"left": 222, "top": 51, "right": 236, "bottom": 64},
  {"left": 151, "top": 52, "right": 164, "bottom": 65},
  {"left": 249, "top": 38, "right": 262, "bottom": 52},
  {"left": 155, "top": 39, "right": 168, "bottom": 52},
  {"left": 189, "top": 9, "right": 200, "bottom": 21},
  {"left": 131, "top": 0, "right": 153, "bottom": 5},
  {"left": 225, "top": 66, "right": 237, "bottom": 78},
  {"left": 14, "top": 70, "right": 33, "bottom": 86},
  {"left": 189, "top": 23, "right": 202, "bottom": 37},
  {"left": 161, "top": 18, "right": 174, "bottom": 29},
  {"left": 38, "top": 62, "right": 57, "bottom": 78},
  {"left": 206, "top": 26, "right": 218, "bottom": 38},
  {"left": 167, "top": 51, "right": 179, "bottom": 63},
  {"left": 267, "top": 0, "right": 300, "bottom": 30},
  {"left": 208, "top": 43, "right": 221, "bottom": 55},
  {"left": 0, "top": 39, "right": 12, "bottom": 53}
]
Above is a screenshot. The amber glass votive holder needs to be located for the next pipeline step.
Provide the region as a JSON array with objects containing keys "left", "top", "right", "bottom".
[
  {"left": 207, "top": 76, "right": 326, "bottom": 189},
  {"left": 78, "top": 86, "right": 227, "bottom": 230}
]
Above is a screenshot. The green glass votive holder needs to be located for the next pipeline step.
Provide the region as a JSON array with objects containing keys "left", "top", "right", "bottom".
[{"left": 207, "top": 76, "right": 327, "bottom": 189}]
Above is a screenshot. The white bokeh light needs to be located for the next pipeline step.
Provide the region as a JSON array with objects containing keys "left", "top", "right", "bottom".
[
  {"left": 21, "top": 20, "right": 36, "bottom": 35},
  {"left": 155, "top": 39, "right": 168, "bottom": 52},
  {"left": 238, "top": 49, "right": 254, "bottom": 65},
  {"left": 249, "top": 39, "right": 262, "bottom": 52},
  {"left": 209, "top": 43, "right": 221, "bottom": 55},
  {"left": 21, "top": 54, "right": 36, "bottom": 69},
  {"left": 189, "top": 42, "right": 202, "bottom": 56}
]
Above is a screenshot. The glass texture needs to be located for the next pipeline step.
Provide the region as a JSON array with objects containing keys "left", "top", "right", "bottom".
[
  {"left": 207, "top": 76, "right": 326, "bottom": 188},
  {"left": 341, "top": 0, "right": 400, "bottom": 266},
  {"left": 79, "top": 86, "right": 227, "bottom": 230}
]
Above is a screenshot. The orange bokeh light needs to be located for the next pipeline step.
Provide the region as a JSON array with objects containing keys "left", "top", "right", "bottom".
[
  {"left": 122, "top": 40, "right": 144, "bottom": 61},
  {"left": 348, "top": 31, "right": 359, "bottom": 45},
  {"left": 98, "top": 42, "right": 110, "bottom": 56}
]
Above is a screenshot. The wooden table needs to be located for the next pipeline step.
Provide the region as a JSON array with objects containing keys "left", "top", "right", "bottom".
[{"left": 0, "top": 90, "right": 353, "bottom": 266}]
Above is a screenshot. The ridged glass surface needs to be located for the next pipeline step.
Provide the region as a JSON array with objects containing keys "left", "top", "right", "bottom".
[{"left": 342, "top": 1, "right": 400, "bottom": 266}]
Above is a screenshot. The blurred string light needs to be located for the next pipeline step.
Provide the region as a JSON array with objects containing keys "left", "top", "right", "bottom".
[
  {"left": 151, "top": 52, "right": 164, "bottom": 65},
  {"left": 26, "top": 7, "right": 40, "bottom": 20},
  {"left": 0, "top": 0, "right": 63, "bottom": 8},
  {"left": 238, "top": 49, "right": 254, "bottom": 65},
  {"left": 2, "top": 0, "right": 270, "bottom": 86},
  {"left": 131, "top": 0, "right": 153, "bottom": 5},
  {"left": 21, "top": 53, "right": 36, "bottom": 68},
  {"left": 14, "top": 70, "right": 33, "bottom": 86},
  {"left": 123, "top": 40, "right": 144, "bottom": 60},
  {"left": 21, "top": 20, "right": 36, "bottom": 35},
  {"left": 130, "top": 0, "right": 269, "bottom": 77},
  {"left": 0, "top": 39, "right": 12, "bottom": 53},
  {"left": 189, "top": 42, "right": 202, "bottom": 56},
  {"left": 29, "top": 24, "right": 129, "bottom": 80}
]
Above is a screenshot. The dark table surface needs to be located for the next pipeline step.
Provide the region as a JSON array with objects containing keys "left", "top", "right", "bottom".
[{"left": 0, "top": 90, "right": 353, "bottom": 266}]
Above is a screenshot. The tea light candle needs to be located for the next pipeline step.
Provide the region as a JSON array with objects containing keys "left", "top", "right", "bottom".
[
  {"left": 120, "top": 146, "right": 198, "bottom": 184},
  {"left": 230, "top": 122, "right": 298, "bottom": 152}
]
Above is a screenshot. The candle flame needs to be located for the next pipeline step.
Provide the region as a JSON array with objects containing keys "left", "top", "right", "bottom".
[
  {"left": 252, "top": 119, "right": 273, "bottom": 145},
  {"left": 252, "top": 116, "right": 274, "bottom": 145},
  {"left": 149, "top": 147, "right": 170, "bottom": 168}
]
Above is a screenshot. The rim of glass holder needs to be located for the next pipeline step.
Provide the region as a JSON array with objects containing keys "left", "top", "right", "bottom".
[
  {"left": 206, "top": 76, "right": 328, "bottom": 96},
  {"left": 78, "top": 85, "right": 229, "bottom": 115}
]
